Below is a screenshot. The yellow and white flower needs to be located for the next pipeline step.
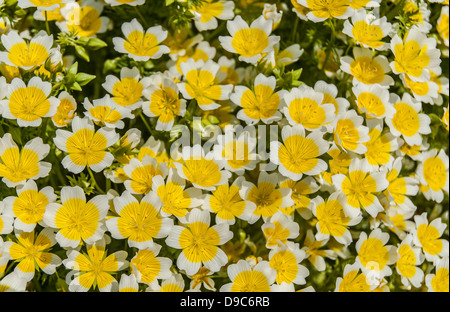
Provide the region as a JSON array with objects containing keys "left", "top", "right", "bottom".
[
  {"left": 355, "top": 228, "right": 397, "bottom": 278},
  {"left": 142, "top": 77, "right": 186, "bottom": 131},
  {"left": 364, "top": 119, "right": 402, "bottom": 168},
  {"left": 17, "top": 0, "right": 64, "bottom": 11},
  {"left": 401, "top": 0, "right": 432, "bottom": 34},
  {"left": 231, "top": 73, "right": 285, "bottom": 125},
  {"left": 174, "top": 146, "right": 231, "bottom": 191},
  {"left": 396, "top": 234, "right": 425, "bottom": 289},
  {"left": 352, "top": 83, "right": 396, "bottom": 119},
  {"left": 63, "top": 239, "right": 128, "bottom": 292},
  {"left": 216, "top": 55, "right": 244, "bottom": 86},
  {"left": 313, "top": 80, "right": 350, "bottom": 119},
  {"left": 311, "top": 192, "right": 362, "bottom": 246},
  {"left": 0, "top": 236, "right": 11, "bottom": 277},
  {"left": 340, "top": 47, "right": 394, "bottom": 86},
  {"left": 191, "top": 0, "right": 235, "bottom": 32},
  {"left": 0, "top": 77, "right": 59, "bottom": 127},
  {"left": 0, "top": 134, "right": 51, "bottom": 187},
  {"left": 283, "top": 84, "right": 335, "bottom": 130},
  {"left": 165, "top": 208, "right": 233, "bottom": 275},
  {"left": 383, "top": 157, "right": 419, "bottom": 212},
  {"left": 118, "top": 274, "right": 139, "bottom": 292},
  {"left": 52, "top": 91, "right": 77, "bottom": 128},
  {"left": 385, "top": 93, "right": 431, "bottom": 146},
  {"left": 278, "top": 176, "right": 320, "bottom": 218},
  {"left": 425, "top": 257, "right": 449, "bottom": 292},
  {"left": 335, "top": 263, "right": 377, "bottom": 292},
  {"left": 83, "top": 95, "right": 134, "bottom": 129},
  {"left": 0, "top": 272, "right": 28, "bottom": 292},
  {"left": 262, "top": 3, "right": 283, "bottom": 30},
  {"left": 400, "top": 72, "right": 440, "bottom": 105},
  {"left": 343, "top": 9, "right": 392, "bottom": 51},
  {"left": 2, "top": 180, "right": 56, "bottom": 232},
  {"left": 0, "top": 30, "right": 54, "bottom": 70},
  {"left": 2, "top": 229, "right": 62, "bottom": 282},
  {"left": 262, "top": 212, "right": 299, "bottom": 249},
  {"left": 263, "top": 43, "right": 304, "bottom": 69},
  {"left": 202, "top": 176, "right": 255, "bottom": 225},
  {"left": 219, "top": 15, "right": 280, "bottom": 64},
  {"left": 123, "top": 155, "right": 168, "bottom": 195},
  {"left": 437, "top": 5, "right": 449, "bottom": 47},
  {"left": 214, "top": 128, "right": 259, "bottom": 174},
  {"left": 413, "top": 213, "right": 449, "bottom": 262},
  {"left": 270, "top": 124, "right": 329, "bottom": 181},
  {"left": 297, "top": 0, "right": 354, "bottom": 22},
  {"left": 54, "top": 116, "right": 119, "bottom": 174},
  {"left": 220, "top": 259, "right": 276, "bottom": 292},
  {"left": 240, "top": 172, "right": 294, "bottom": 224},
  {"left": 291, "top": 0, "right": 310, "bottom": 21},
  {"left": 269, "top": 242, "right": 309, "bottom": 286},
  {"left": 188, "top": 267, "right": 216, "bottom": 291},
  {"left": 390, "top": 27, "right": 441, "bottom": 82},
  {"left": 106, "top": 190, "right": 173, "bottom": 249},
  {"left": 147, "top": 273, "right": 186, "bottom": 292},
  {"left": 443, "top": 105, "right": 449, "bottom": 131},
  {"left": 169, "top": 40, "right": 217, "bottom": 76},
  {"left": 58, "top": 0, "right": 109, "bottom": 38},
  {"left": 332, "top": 109, "right": 370, "bottom": 154},
  {"left": 332, "top": 157, "right": 389, "bottom": 218},
  {"left": 152, "top": 168, "right": 203, "bottom": 220},
  {"left": 178, "top": 59, "right": 233, "bottom": 111},
  {"left": 113, "top": 18, "right": 169, "bottom": 61},
  {"left": 102, "top": 66, "right": 151, "bottom": 111},
  {"left": 416, "top": 149, "right": 449, "bottom": 203},
  {"left": 302, "top": 229, "right": 337, "bottom": 271},
  {"left": 0, "top": 202, "right": 13, "bottom": 235},
  {"left": 130, "top": 243, "right": 172, "bottom": 286},
  {"left": 43, "top": 186, "right": 109, "bottom": 248}
]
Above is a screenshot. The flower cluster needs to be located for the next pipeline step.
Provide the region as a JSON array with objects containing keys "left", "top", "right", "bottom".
[{"left": 0, "top": 0, "right": 448, "bottom": 292}]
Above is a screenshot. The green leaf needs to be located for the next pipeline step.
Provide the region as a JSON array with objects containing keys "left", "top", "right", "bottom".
[
  {"left": 86, "top": 38, "right": 108, "bottom": 50},
  {"left": 75, "top": 45, "right": 90, "bottom": 62},
  {"left": 75, "top": 73, "right": 96, "bottom": 86},
  {"left": 71, "top": 81, "right": 82, "bottom": 91},
  {"left": 67, "top": 62, "right": 78, "bottom": 77},
  {"left": 165, "top": 0, "right": 175, "bottom": 5}
]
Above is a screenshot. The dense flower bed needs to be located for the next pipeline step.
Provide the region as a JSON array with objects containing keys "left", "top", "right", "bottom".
[{"left": 0, "top": 0, "right": 448, "bottom": 292}]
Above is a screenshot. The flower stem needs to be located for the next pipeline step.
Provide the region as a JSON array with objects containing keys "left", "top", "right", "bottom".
[
  {"left": 321, "top": 19, "right": 336, "bottom": 72},
  {"left": 139, "top": 111, "right": 153, "bottom": 134},
  {"left": 88, "top": 167, "right": 105, "bottom": 194},
  {"left": 134, "top": 6, "right": 149, "bottom": 28},
  {"left": 45, "top": 11, "right": 50, "bottom": 35}
]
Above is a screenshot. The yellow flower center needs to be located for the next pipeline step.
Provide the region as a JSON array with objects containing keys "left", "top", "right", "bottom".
[
  {"left": 124, "top": 31, "right": 160, "bottom": 57},
  {"left": 179, "top": 222, "right": 221, "bottom": 263},
  {"left": 394, "top": 40, "right": 430, "bottom": 79},
  {"left": 350, "top": 56, "right": 385, "bottom": 84},
  {"left": 231, "top": 270, "right": 271, "bottom": 292},
  {"left": 66, "top": 129, "right": 107, "bottom": 167},
  {"left": 9, "top": 86, "right": 50, "bottom": 122},
  {"left": 231, "top": 28, "right": 269, "bottom": 58},
  {"left": 8, "top": 42, "right": 49, "bottom": 68},
  {"left": 391, "top": 102, "right": 420, "bottom": 137}
]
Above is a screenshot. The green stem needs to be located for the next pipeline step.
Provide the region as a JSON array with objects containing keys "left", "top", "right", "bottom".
[
  {"left": 321, "top": 19, "right": 336, "bottom": 72},
  {"left": 134, "top": 6, "right": 149, "bottom": 28},
  {"left": 87, "top": 167, "right": 105, "bottom": 194},
  {"left": 45, "top": 11, "right": 50, "bottom": 35},
  {"left": 139, "top": 111, "right": 153, "bottom": 134},
  {"left": 53, "top": 161, "right": 67, "bottom": 186},
  {"left": 291, "top": 17, "right": 299, "bottom": 42}
]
